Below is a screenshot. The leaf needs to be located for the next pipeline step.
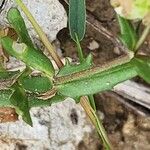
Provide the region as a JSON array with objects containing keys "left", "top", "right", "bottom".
[
  {"left": 19, "top": 76, "right": 53, "bottom": 93},
  {"left": 69, "top": 0, "right": 86, "bottom": 41},
  {"left": 7, "top": 8, "right": 34, "bottom": 48},
  {"left": 0, "top": 37, "right": 55, "bottom": 78},
  {"left": 132, "top": 55, "right": 150, "bottom": 83},
  {"left": 117, "top": 15, "right": 138, "bottom": 51},
  {"left": 0, "top": 71, "right": 20, "bottom": 80},
  {"left": 0, "top": 70, "right": 21, "bottom": 90},
  {"left": 28, "top": 94, "right": 66, "bottom": 108},
  {"left": 10, "top": 84, "right": 32, "bottom": 126},
  {"left": 57, "top": 54, "right": 92, "bottom": 77},
  {"left": 56, "top": 62, "right": 138, "bottom": 99},
  {"left": 0, "top": 86, "right": 32, "bottom": 126},
  {"left": 0, "top": 89, "right": 14, "bottom": 107},
  {"left": 0, "top": 89, "right": 66, "bottom": 110}
]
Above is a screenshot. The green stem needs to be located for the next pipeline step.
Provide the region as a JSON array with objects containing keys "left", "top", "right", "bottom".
[
  {"left": 88, "top": 95, "right": 96, "bottom": 111},
  {"left": 15, "top": 0, "right": 63, "bottom": 68},
  {"left": 75, "top": 33, "right": 84, "bottom": 62},
  {"left": 75, "top": 34, "right": 96, "bottom": 112},
  {"left": 135, "top": 25, "right": 150, "bottom": 52},
  {"left": 94, "top": 112, "right": 111, "bottom": 150},
  {"left": 74, "top": 33, "right": 111, "bottom": 148},
  {"left": 75, "top": 33, "right": 96, "bottom": 112},
  {"left": 80, "top": 97, "right": 112, "bottom": 150}
]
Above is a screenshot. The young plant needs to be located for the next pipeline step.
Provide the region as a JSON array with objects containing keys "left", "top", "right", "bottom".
[{"left": 0, "top": 0, "right": 150, "bottom": 149}]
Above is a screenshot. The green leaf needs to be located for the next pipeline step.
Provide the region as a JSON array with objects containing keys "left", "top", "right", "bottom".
[
  {"left": 57, "top": 54, "right": 92, "bottom": 77},
  {"left": 0, "top": 89, "right": 14, "bottom": 107},
  {"left": 132, "top": 55, "right": 150, "bottom": 83},
  {"left": 56, "top": 62, "right": 138, "bottom": 99},
  {"left": 0, "top": 37, "right": 55, "bottom": 78},
  {"left": 10, "top": 84, "right": 32, "bottom": 126},
  {"left": 0, "top": 90, "right": 66, "bottom": 110},
  {"left": 69, "top": 0, "right": 86, "bottom": 41},
  {"left": 19, "top": 76, "right": 53, "bottom": 93},
  {"left": 0, "top": 71, "right": 20, "bottom": 80},
  {"left": 0, "top": 70, "right": 21, "bottom": 89},
  {"left": 118, "top": 15, "right": 138, "bottom": 51},
  {"left": 7, "top": 8, "right": 34, "bottom": 48},
  {"left": 1, "top": 88, "right": 32, "bottom": 125},
  {"left": 28, "top": 94, "right": 66, "bottom": 108}
]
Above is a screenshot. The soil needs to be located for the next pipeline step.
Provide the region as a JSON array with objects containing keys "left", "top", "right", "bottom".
[{"left": 57, "top": 0, "right": 150, "bottom": 149}]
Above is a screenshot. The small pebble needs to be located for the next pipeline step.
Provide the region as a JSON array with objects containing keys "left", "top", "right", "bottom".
[{"left": 88, "top": 40, "right": 99, "bottom": 50}]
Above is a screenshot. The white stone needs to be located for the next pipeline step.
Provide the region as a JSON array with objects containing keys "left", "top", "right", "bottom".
[
  {"left": 0, "top": 0, "right": 67, "bottom": 42},
  {"left": 88, "top": 40, "right": 99, "bottom": 50}
]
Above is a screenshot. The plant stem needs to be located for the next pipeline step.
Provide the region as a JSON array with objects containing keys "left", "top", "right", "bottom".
[
  {"left": 135, "top": 25, "right": 150, "bottom": 52},
  {"left": 75, "top": 33, "right": 97, "bottom": 118},
  {"left": 80, "top": 96, "right": 112, "bottom": 150},
  {"left": 75, "top": 32, "right": 109, "bottom": 147},
  {"left": 15, "top": 0, "right": 63, "bottom": 68},
  {"left": 88, "top": 94, "right": 96, "bottom": 111},
  {"left": 74, "top": 34, "right": 96, "bottom": 112},
  {"left": 75, "top": 34, "right": 85, "bottom": 62}
]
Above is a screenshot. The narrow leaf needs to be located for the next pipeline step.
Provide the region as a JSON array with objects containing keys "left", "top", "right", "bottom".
[
  {"left": 1, "top": 37, "right": 55, "bottom": 78},
  {"left": 69, "top": 0, "right": 86, "bottom": 41},
  {"left": 118, "top": 15, "right": 138, "bottom": 51},
  {"left": 7, "top": 8, "right": 34, "bottom": 48},
  {"left": 132, "top": 55, "right": 150, "bottom": 83},
  {"left": 28, "top": 94, "right": 66, "bottom": 108},
  {"left": 0, "top": 90, "right": 65, "bottom": 109},
  {"left": 56, "top": 62, "right": 138, "bottom": 99},
  {"left": 10, "top": 84, "right": 32, "bottom": 126},
  {"left": 19, "top": 76, "right": 53, "bottom": 93},
  {"left": 0, "top": 70, "right": 21, "bottom": 90},
  {"left": 0, "top": 89, "right": 14, "bottom": 107},
  {"left": 57, "top": 54, "right": 92, "bottom": 77}
]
